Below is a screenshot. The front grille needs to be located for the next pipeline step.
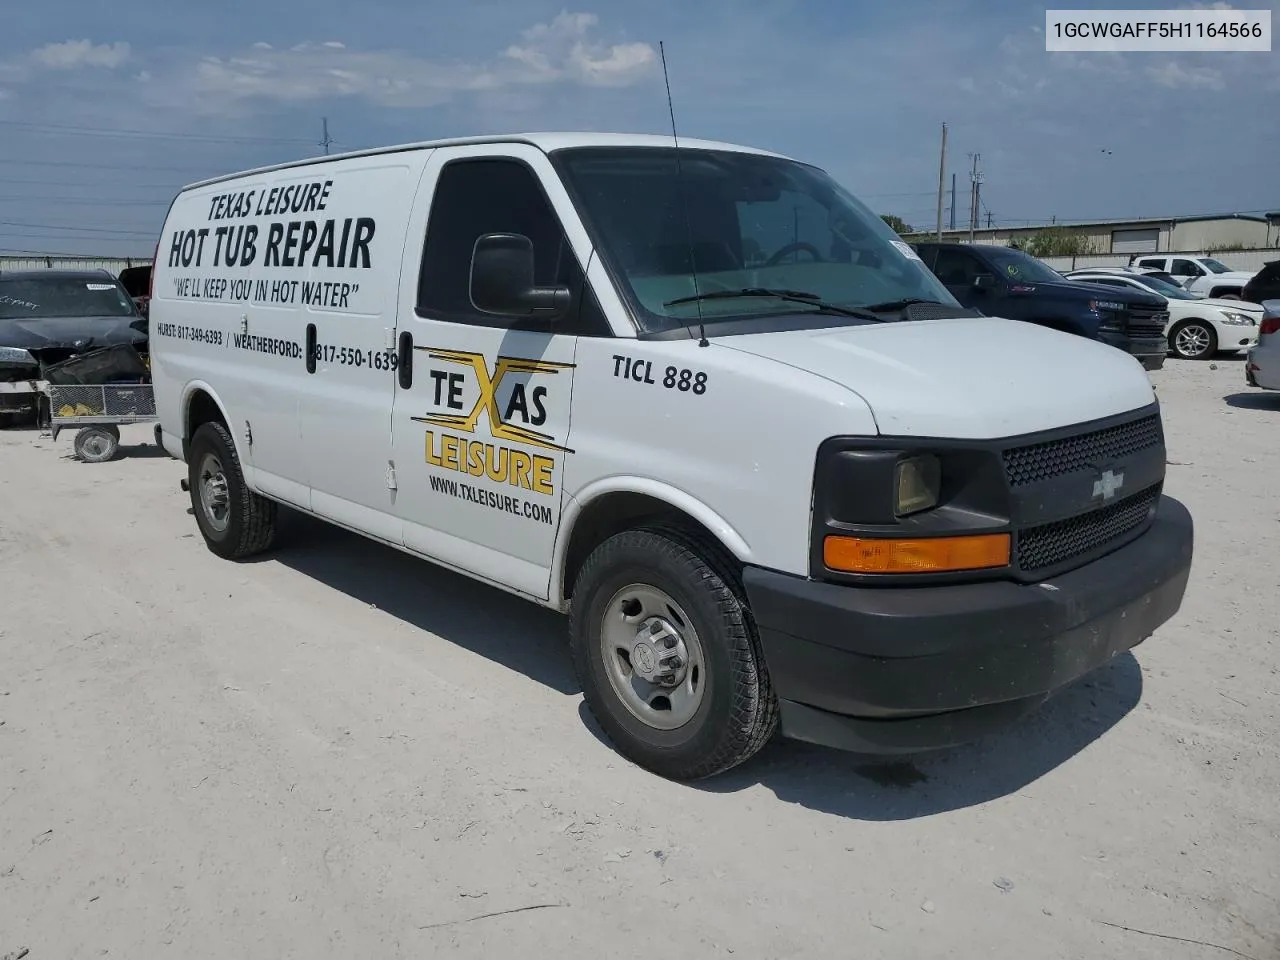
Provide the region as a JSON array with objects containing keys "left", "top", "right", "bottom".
[
  {"left": 1126, "top": 304, "right": 1169, "bottom": 338},
  {"left": 1002, "top": 413, "right": 1163, "bottom": 487},
  {"left": 1016, "top": 483, "right": 1160, "bottom": 572}
]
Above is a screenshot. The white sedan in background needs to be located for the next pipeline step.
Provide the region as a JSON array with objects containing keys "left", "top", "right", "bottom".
[{"left": 1063, "top": 268, "right": 1263, "bottom": 360}]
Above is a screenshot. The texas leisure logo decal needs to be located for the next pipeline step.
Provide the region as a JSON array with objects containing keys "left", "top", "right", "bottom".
[{"left": 412, "top": 347, "right": 574, "bottom": 498}]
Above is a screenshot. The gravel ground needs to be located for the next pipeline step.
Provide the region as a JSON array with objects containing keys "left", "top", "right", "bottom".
[{"left": 1, "top": 357, "right": 1277, "bottom": 960}]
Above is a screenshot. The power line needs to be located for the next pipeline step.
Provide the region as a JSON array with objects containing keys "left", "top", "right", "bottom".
[
  {"left": 0, "top": 219, "right": 159, "bottom": 237},
  {"left": 0, "top": 177, "right": 181, "bottom": 189},
  {"left": 0, "top": 156, "right": 224, "bottom": 174},
  {"left": 0, "top": 118, "right": 314, "bottom": 146},
  {"left": 0, "top": 196, "right": 170, "bottom": 206}
]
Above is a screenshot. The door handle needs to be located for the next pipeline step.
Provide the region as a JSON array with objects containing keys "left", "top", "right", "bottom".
[
  {"left": 397, "top": 330, "right": 413, "bottom": 389},
  {"left": 305, "top": 323, "right": 317, "bottom": 374}
]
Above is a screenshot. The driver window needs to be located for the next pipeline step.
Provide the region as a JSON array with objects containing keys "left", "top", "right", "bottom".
[
  {"left": 1171, "top": 259, "right": 1201, "bottom": 276},
  {"left": 736, "top": 191, "right": 844, "bottom": 267},
  {"left": 931, "top": 248, "right": 981, "bottom": 286}
]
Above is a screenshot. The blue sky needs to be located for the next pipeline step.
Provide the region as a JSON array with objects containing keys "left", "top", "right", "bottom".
[{"left": 1, "top": 0, "right": 1277, "bottom": 256}]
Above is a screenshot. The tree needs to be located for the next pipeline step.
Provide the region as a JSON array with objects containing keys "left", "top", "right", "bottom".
[
  {"left": 880, "top": 214, "right": 915, "bottom": 235},
  {"left": 1007, "top": 228, "right": 1098, "bottom": 258}
]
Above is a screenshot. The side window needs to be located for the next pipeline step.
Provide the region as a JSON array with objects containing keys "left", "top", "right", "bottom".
[
  {"left": 1135, "top": 258, "right": 1164, "bottom": 271},
  {"left": 931, "top": 248, "right": 981, "bottom": 286},
  {"left": 1171, "top": 259, "right": 1202, "bottom": 277},
  {"left": 416, "top": 157, "right": 608, "bottom": 334}
]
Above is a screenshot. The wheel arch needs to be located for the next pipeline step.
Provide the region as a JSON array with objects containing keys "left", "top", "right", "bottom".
[
  {"left": 180, "top": 381, "right": 234, "bottom": 461},
  {"left": 552, "top": 478, "right": 754, "bottom": 610},
  {"left": 1209, "top": 285, "right": 1242, "bottom": 300}
]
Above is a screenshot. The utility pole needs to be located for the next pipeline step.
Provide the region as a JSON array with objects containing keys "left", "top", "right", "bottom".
[
  {"left": 319, "top": 117, "right": 334, "bottom": 155},
  {"left": 935, "top": 122, "right": 947, "bottom": 240},
  {"left": 967, "top": 153, "right": 982, "bottom": 243},
  {"left": 949, "top": 173, "right": 956, "bottom": 230}
]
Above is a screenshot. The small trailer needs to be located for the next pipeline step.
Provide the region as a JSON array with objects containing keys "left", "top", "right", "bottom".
[{"left": 45, "top": 382, "right": 157, "bottom": 462}]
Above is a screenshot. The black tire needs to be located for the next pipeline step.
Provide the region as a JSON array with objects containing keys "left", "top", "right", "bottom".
[
  {"left": 73, "top": 425, "right": 120, "bottom": 462},
  {"left": 1169, "top": 318, "right": 1218, "bottom": 360},
  {"left": 187, "top": 421, "right": 277, "bottom": 560},
  {"left": 569, "top": 526, "right": 778, "bottom": 781}
]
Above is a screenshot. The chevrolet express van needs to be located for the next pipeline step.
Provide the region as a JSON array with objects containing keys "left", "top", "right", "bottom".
[{"left": 149, "top": 133, "right": 1194, "bottom": 780}]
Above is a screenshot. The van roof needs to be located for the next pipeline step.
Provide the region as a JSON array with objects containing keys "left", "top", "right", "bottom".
[{"left": 181, "top": 132, "right": 792, "bottom": 191}]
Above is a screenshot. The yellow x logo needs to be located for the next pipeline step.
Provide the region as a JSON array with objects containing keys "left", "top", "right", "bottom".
[{"left": 414, "top": 348, "right": 574, "bottom": 452}]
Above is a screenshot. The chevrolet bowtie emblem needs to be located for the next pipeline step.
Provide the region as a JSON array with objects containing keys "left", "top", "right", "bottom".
[{"left": 1092, "top": 468, "right": 1124, "bottom": 501}]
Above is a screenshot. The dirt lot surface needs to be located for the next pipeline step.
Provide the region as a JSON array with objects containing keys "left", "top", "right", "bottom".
[{"left": 1, "top": 358, "right": 1277, "bottom": 960}]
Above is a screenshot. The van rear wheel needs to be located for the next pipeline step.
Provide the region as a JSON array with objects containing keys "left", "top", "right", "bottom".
[
  {"left": 569, "top": 527, "right": 778, "bottom": 780},
  {"left": 187, "top": 421, "right": 277, "bottom": 560}
]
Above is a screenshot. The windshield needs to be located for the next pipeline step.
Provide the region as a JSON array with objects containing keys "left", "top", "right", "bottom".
[
  {"left": 0, "top": 276, "right": 136, "bottom": 320},
  {"left": 551, "top": 147, "right": 958, "bottom": 333},
  {"left": 982, "top": 247, "right": 1065, "bottom": 285},
  {"left": 1201, "top": 258, "right": 1230, "bottom": 274},
  {"left": 1129, "top": 274, "right": 1197, "bottom": 299}
]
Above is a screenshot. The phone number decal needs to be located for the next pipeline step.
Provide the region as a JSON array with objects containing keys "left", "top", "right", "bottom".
[
  {"left": 312, "top": 343, "right": 399, "bottom": 371},
  {"left": 155, "top": 321, "right": 224, "bottom": 346}
]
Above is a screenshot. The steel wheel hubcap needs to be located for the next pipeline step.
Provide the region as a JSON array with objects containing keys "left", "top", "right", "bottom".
[
  {"left": 83, "top": 434, "right": 110, "bottom": 458},
  {"left": 198, "top": 452, "right": 231, "bottom": 533},
  {"left": 601, "top": 583, "right": 705, "bottom": 731},
  {"left": 1177, "top": 325, "right": 1211, "bottom": 355}
]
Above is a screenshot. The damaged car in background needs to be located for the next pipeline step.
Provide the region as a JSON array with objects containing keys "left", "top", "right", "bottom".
[{"left": 0, "top": 270, "right": 150, "bottom": 427}]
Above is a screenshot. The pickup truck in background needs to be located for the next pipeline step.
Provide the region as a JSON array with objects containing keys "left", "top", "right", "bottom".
[
  {"left": 1128, "top": 254, "right": 1256, "bottom": 300},
  {"left": 913, "top": 242, "right": 1169, "bottom": 370}
]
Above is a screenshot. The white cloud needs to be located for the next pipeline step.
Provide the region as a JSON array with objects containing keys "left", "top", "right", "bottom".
[
  {"left": 31, "top": 39, "right": 130, "bottom": 70},
  {"left": 503, "top": 11, "right": 655, "bottom": 86},
  {"left": 1147, "top": 60, "right": 1225, "bottom": 90},
  {"left": 145, "top": 11, "right": 655, "bottom": 114}
]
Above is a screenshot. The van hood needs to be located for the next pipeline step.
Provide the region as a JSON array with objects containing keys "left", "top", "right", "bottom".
[{"left": 718, "top": 315, "right": 1155, "bottom": 440}]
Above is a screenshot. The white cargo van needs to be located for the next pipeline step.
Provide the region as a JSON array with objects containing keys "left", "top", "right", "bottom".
[{"left": 149, "top": 133, "right": 1194, "bottom": 780}]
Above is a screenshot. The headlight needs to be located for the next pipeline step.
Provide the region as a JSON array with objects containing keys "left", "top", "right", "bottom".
[
  {"left": 1218, "top": 311, "right": 1254, "bottom": 326},
  {"left": 0, "top": 346, "right": 37, "bottom": 365},
  {"left": 894, "top": 454, "right": 941, "bottom": 516}
]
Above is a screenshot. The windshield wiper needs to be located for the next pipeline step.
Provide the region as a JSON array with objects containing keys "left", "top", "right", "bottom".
[
  {"left": 663, "top": 288, "right": 885, "bottom": 322},
  {"left": 858, "top": 297, "right": 947, "bottom": 312}
]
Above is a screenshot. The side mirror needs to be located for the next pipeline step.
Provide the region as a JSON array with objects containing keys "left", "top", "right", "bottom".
[
  {"left": 469, "top": 233, "right": 571, "bottom": 317},
  {"left": 972, "top": 273, "right": 996, "bottom": 291}
]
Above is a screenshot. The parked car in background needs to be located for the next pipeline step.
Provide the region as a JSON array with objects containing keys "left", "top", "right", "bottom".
[
  {"left": 913, "top": 242, "right": 1168, "bottom": 369},
  {"left": 1242, "top": 260, "right": 1280, "bottom": 306},
  {"left": 1245, "top": 301, "right": 1280, "bottom": 392},
  {"left": 1127, "top": 254, "right": 1255, "bottom": 300},
  {"left": 1063, "top": 268, "right": 1262, "bottom": 360},
  {"left": 0, "top": 269, "right": 148, "bottom": 426}
]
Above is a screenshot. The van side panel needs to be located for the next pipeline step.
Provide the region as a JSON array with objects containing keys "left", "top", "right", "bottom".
[
  {"left": 562, "top": 337, "right": 877, "bottom": 580},
  {"left": 151, "top": 177, "right": 311, "bottom": 508},
  {"left": 152, "top": 155, "right": 424, "bottom": 529},
  {"left": 293, "top": 157, "right": 423, "bottom": 544}
]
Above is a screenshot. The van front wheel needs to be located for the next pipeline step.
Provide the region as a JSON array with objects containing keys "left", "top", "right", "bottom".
[
  {"left": 569, "top": 528, "right": 778, "bottom": 780},
  {"left": 187, "top": 421, "right": 277, "bottom": 560}
]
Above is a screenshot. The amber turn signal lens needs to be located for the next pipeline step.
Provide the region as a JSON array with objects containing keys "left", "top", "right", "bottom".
[{"left": 823, "top": 533, "right": 1011, "bottom": 574}]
